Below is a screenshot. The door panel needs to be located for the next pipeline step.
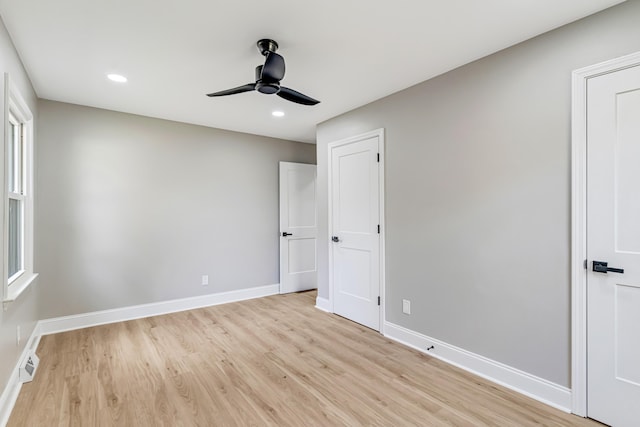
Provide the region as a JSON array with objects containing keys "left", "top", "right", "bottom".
[
  {"left": 586, "top": 64, "right": 640, "bottom": 427},
  {"left": 338, "top": 151, "right": 372, "bottom": 233},
  {"left": 331, "top": 135, "right": 380, "bottom": 330},
  {"left": 614, "top": 88, "right": 640, "bottom": 253},
  {"left": 338, "top": 248, "right": 371, "bottom": 299},
  {"left": 287, "top": 238, "right": 316, "bottom": 274},
  {"left": 287, "top": 168, "right": 317, "bottom": 228},
  {"left": 615, "top": 284, "right": 640, "bottom": 386},
  {"left": 279, "top": 162, "right": 317, "bottom": 294}
]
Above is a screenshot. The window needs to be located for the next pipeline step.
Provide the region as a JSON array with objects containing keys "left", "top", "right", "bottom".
[
  {"left": 8, "top": 113, "right": 25, "bottom": 281},
  {"left": 3, "top": 74, "right": 36, "bottom": 305}
]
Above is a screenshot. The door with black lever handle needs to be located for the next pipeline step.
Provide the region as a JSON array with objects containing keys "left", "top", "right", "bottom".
[{"left": 592, "top": 260, "right": 624, "bottom": 274}]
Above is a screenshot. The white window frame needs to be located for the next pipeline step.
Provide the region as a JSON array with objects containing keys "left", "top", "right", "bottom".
[{"left": 3, "top": 74, "right": 37, "bottom": 308}]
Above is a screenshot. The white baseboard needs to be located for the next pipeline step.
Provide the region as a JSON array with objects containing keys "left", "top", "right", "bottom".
[
  {"left": 39, "top": 284, "right": 280, "bottom": 336},
  {"left": 315, "top": 296, "right": 331, "bottom": 313},
  {"left": 0, "top": 323, "right": 41, "bottom": 427},
  {"left": 384, "top": 321, "right": 572, "bottom": 413}
]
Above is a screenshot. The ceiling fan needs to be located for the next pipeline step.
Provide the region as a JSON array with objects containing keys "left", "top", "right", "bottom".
[{"left": 206, "top": 39, "right": 320, "bottom": 106}]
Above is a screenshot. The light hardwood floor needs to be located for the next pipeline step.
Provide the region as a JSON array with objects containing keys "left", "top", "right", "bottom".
[{"left": 9, "top": 291, "right": 599, "bottom": 426}]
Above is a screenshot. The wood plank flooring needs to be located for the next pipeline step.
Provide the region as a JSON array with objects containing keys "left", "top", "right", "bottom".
[{"left": 9, "top": 291, "right": 598, "bottom": 426}]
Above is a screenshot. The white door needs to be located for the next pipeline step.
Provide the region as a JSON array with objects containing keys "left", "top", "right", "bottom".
[
  {"left": 586, "top": 64, "right": 640, "bottom": 427},
  {"left": 330, "top": 132, "right": 382, "bottom": 330},
  {"left": 279, "top": 162, "right": 317, "bottom": 294}
]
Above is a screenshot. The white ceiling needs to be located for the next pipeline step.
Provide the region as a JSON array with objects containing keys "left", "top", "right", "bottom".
[{"left": 0, "top": 0, "right": 626, "bottom": 143}]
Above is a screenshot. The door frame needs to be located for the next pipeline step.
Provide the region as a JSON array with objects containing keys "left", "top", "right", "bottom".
[
  {"left": 327, "top": 128, "right": 386, "bottom": 333},
  {"left": 571, "top": 50, "right": 640, "bottom": 417}
]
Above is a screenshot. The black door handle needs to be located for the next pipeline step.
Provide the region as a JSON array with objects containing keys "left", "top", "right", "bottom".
[
  {"left": 332, "top": 236, "right": 340, "bottom": 242},
  {"left": 282, "top": 232, "right": 292, "bottom": 237},
  {"left": 593, "top": 260, "right": 624, "bottom": 274}
]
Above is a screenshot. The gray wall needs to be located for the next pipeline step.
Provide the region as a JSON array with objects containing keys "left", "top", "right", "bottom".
[
  {"left": 0, "top": 17, "right": 40, "bottom": 396},
  {"left": 36, "top": 101, "right": 315, "bottom": 319},
  {"left": 316, "top": 0, "right": 640, "bottom": 387}
]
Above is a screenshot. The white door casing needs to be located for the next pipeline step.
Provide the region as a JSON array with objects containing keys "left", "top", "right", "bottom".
[
  {"left": 572, "top": 51, "right": 640, "bottom": 425},
  {"left": 279, "top": 162, "right": 317, "bottom": 294},
  {"left": 328, "top": 129, "right": 385, "bottom": 331}
]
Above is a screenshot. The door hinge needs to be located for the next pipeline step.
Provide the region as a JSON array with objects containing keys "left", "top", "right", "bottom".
[
  {"left": 377, "top": 153, "right": 380, "bottom": 163},
  {"left": 377, "top": 224, "right": 380, "bottom": 234},
  {"left": 584, "top": 259, "right": 587, "bottom": 270},
  {"left": 377, "top": 296, "right": 381, "bottom": 306}
]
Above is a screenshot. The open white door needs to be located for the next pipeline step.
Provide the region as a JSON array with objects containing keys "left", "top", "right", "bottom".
[
  {"left": 586, "top": 63, "right": 640, "bottom": 427},
  {"left": 329, "top": 130, "right": 383, "bottom": 331},
  {"left": 279, "top": 162, "right": 317, "bottom": 294}
]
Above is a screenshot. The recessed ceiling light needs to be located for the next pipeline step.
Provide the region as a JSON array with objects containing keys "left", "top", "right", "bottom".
[
  {"left": 272, "top": 111, "right": 285, "bottom": 117},
  {"left": 107, "top": 73, "right": 127, "bottom": 83}
]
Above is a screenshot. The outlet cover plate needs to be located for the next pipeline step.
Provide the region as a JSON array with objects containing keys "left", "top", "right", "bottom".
[{"left": 402, "top": 299, "right": 411, "bottom": 314}]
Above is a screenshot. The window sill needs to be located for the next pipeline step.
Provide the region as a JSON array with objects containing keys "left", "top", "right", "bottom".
[{"left": 3, "top": 272, "right": 38, "bottom": 310}]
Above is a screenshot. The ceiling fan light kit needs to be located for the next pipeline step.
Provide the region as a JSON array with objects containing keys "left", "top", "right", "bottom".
[{"left": 206, "top": 39, "right": 320, "bottom": 106}]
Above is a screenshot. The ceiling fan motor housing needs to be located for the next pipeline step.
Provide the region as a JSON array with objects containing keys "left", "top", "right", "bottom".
[
  {"left": 256, "top": 81, "right": 280, "bottom": 94},
  {"left": 255, "top": 65, "right": 280, "bottom": 94}
]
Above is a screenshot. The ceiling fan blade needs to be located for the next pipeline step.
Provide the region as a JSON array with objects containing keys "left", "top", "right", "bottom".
[
  {"left": 261, "top": 52, "right": 285, "bottom": 82},
  {"left": 277, "top": 86, "right": 320, "bottom": 105},
  {"left": 206, "top": 83, "right": 256, "bottom": 97}
]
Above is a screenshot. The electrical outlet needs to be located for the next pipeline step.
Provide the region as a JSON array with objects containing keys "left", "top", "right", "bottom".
[
  {"left": 16, "top": 325, "right": 21, "bottom": 346},
  {"left": 402, "top": 299, "right": 411, "bottom": 315},
  {"left": 201, "top": 275, "right": 209, "bottom": 286}
]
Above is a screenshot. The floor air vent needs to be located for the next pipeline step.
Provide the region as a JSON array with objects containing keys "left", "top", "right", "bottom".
[{"left": 19, "top": 352, "right": 39, "bottom": 383}]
